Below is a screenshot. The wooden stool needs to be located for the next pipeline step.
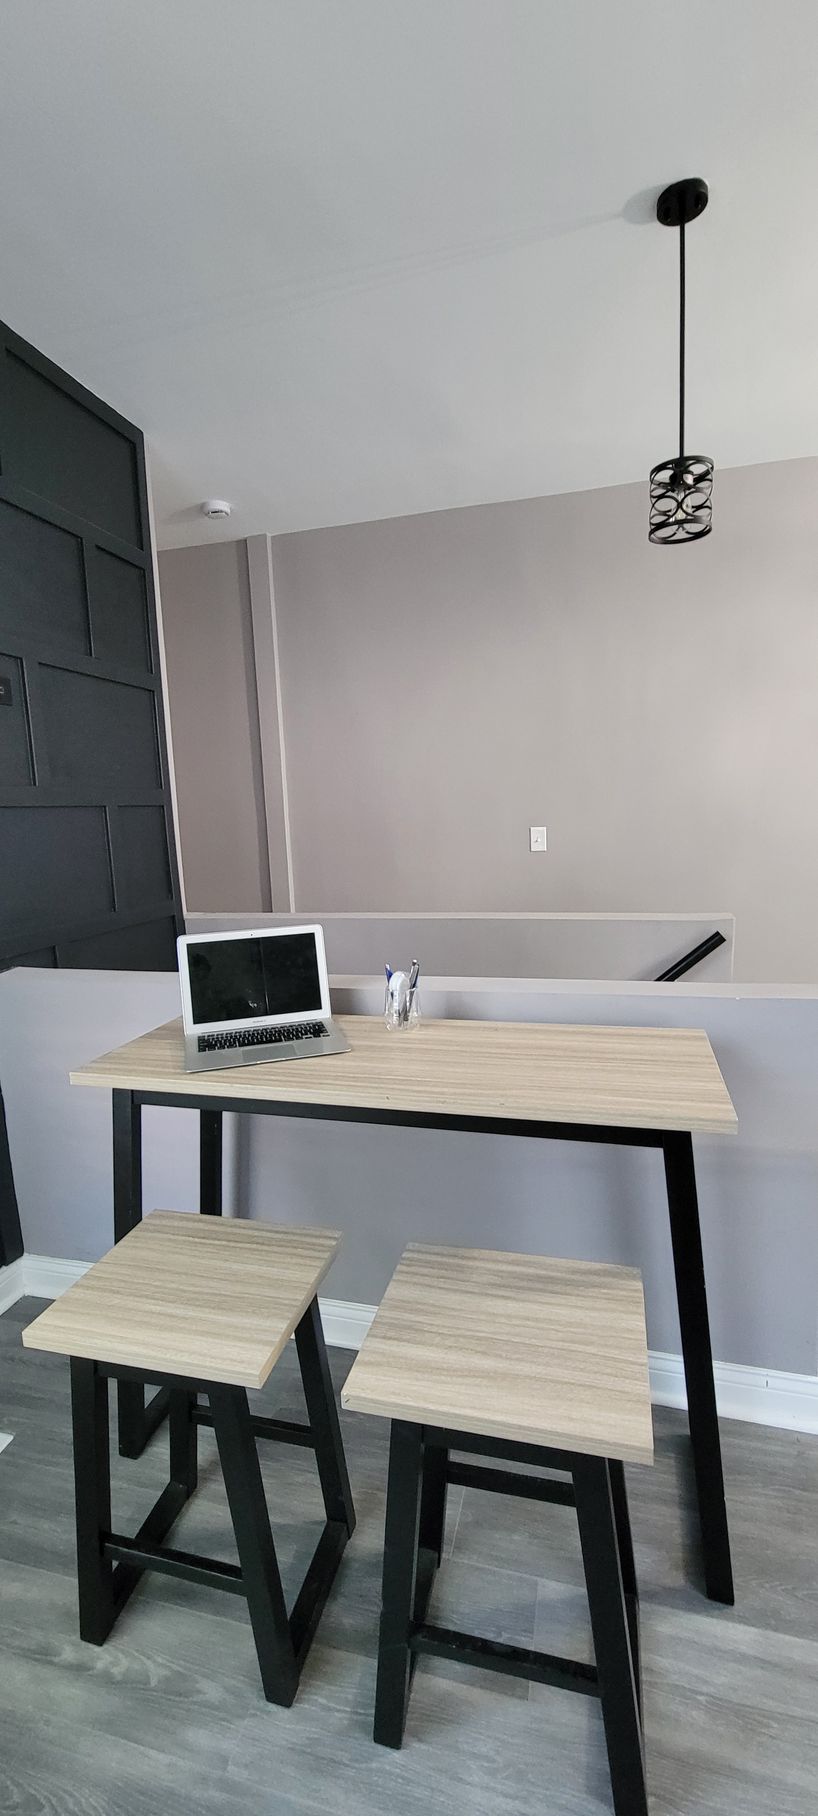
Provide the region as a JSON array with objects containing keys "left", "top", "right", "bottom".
[
  {"left": 22, "top": 1211, "right": 355, "bottom": 1705},
  {"left": 342, "top": 1243, "right": 653, "bottom": 1816}
]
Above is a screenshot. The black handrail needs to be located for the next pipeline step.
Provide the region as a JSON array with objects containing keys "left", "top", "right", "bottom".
[{"left": 655, "top": 930, "right": 726, "bottom": 983}]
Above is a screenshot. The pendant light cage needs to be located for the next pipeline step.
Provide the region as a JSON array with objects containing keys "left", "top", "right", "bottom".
[
  {"left": 649, "top": 455, "right": 713, "bottom": 543},
  {"left": 648, "top": 177, "right": 713, "bottom": 545}
]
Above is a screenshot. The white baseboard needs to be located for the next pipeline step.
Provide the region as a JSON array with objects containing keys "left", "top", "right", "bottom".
[
  {"left": 6, "top": 1258, "right": 818, "bottom": 1436},
  {"left": 319, "top": 1298, "right": 376, "bottom": 1352},
  {"left": 647, "top": 1348, "right": 818, "bottom": 1435},
  {"left": 21, "top": 1254, "right": 91, "bottom": 1300},
  {"left": 0, "top": 1258, "right": 26, "bottom": 1316}
]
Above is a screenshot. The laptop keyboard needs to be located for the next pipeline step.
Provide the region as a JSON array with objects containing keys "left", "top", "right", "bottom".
[{"left": 198, "top": 1022, "right": 328, "bottom": 1054}]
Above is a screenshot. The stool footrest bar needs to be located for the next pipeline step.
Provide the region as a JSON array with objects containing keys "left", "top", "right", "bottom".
[
  {"left": 410, "top": 1623, "right": 599, "bottom": 1696},
  {"left": 192, "top": 1406, "right": 314, "bottom": 1448},
  {"left": 427, "top": 1428, "right": 577, "bottom": 1472},
  {"left": 446, "top": 1459, "right": 576, "bottom": 1507},
  {"left": 105, "top": 1533, "right": 245, "bottom": 1596}
]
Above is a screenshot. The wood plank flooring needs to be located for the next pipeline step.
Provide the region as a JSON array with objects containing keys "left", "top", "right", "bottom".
[{"left": 1, "top": 1297, "right": 817, "bottom": 1815}]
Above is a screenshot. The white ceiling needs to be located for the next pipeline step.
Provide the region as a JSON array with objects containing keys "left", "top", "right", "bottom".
[{"left": 1, "top": 1, "right": 817, "bottom": 547}]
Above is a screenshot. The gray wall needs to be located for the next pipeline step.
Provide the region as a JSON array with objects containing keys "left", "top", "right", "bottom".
[
  {"left": 159, "top": 458, "right": 818, "bottom": 982},
  {"left": 2, "top": 966, "right": 817, "bottom": 1380},
  {"left": 158, "top": 541, "right": 269, "bottom": 912}
]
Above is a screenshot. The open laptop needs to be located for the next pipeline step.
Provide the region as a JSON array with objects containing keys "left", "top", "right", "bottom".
[{"left": 177, "top": 925, "right": 350, "bottom": 1073}]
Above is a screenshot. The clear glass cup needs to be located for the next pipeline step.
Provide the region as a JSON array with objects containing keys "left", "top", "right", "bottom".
[{"left": 384, "top": 983, "right": 421, "bottom": 1031}]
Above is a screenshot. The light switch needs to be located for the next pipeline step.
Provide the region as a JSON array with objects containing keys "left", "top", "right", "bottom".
[{"left": 529, "top": 826, "right": 547, "bottom": 852}]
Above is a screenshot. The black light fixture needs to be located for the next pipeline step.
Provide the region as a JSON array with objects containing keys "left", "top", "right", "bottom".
[{"left": 649, "top": 177, "right": 713, "bottom": 544}]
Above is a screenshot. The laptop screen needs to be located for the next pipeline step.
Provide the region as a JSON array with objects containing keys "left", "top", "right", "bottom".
[{"left": 186, "top": 932, "right": 322, "bottom": 1025}]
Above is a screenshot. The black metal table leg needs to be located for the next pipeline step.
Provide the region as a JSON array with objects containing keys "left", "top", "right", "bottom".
[
  {"left": 663, "top": 1131, "right": 734, "bottom": 1605},
  {"left": 112, "top": 1091, "right": 166, "bottom": 1459},
  {"left": 199, "top": 1111, "right": 223, "bottom": 1216},
  {"left": 70, "top": 1358, "right": 116, "bottom": 1644},
  {"left": 574, "top": 1456, "right": 648, "bottom": 1816},
  {"left": 374, "top": 1419, "right": 425, "bottom": 1748},
  {"left": 294, "top": 1298, "right": 356, "bottom": 1535},
  {"left": 210, "top": 1384, "right": 299, "bottom": 1707}
]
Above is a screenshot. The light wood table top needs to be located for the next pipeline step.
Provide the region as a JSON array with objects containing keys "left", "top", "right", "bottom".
[
  {"left": 21, "top": 1212, "right": 341, "bottom": 1388},
  {"left": 70, "top": 1014, "right": 737, "bottom": 1135},
  {"left": 342, "top": 1243, "right": 654, "bottom": 1464}
]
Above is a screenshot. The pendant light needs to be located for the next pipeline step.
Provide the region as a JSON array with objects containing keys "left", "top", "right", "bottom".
[{"left": 649, "top": 177, "right": 713, "bottom": 544}]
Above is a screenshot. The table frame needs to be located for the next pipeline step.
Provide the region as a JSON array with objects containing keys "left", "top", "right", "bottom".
[{"left": 111, "top": 1086, "right": 734, "bottom": 1606}]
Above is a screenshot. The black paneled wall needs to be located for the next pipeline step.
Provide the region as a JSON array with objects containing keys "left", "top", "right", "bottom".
[{"left": 0, "top": 319, "right": 182, "bottom": 969}]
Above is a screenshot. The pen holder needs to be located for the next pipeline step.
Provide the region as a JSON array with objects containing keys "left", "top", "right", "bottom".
[{"left": 384, "top": 984, "right": 421, "bottom": 1032}]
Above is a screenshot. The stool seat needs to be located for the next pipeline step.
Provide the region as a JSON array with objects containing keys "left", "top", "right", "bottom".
[
  {"left": 22, "top": 1211, "right": 341, "bottom": 1388},
  {"left": 342, "top": 1243, "right": 653, "bottom": 1465}
]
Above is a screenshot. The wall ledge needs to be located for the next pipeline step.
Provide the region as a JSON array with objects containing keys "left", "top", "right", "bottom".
[{"left": 5, "top": 1255, "right": 818, "bottom": 1436}]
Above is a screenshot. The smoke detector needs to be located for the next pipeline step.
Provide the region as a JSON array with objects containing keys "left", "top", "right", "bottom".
[{"left": 201, "top": 499, "right": 231, "bottom": 519}]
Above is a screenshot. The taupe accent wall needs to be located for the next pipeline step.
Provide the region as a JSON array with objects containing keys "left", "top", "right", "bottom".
[{"left": 158, "top": 457, "right": 818, "bottom": 982}]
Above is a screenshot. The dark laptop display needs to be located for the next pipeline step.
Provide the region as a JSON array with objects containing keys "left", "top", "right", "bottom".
[{"left": 187, "top": 932, "right": 322, "bottom": 1024}]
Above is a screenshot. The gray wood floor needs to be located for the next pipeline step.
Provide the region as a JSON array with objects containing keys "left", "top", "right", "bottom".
[{"left": 1, "top": 1297, "right": 816, "bottom": 1815}]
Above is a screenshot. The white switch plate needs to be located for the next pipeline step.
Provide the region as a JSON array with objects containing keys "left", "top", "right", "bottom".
[{"left": 529, "top": 825, "right": 547, "bottom": 852}]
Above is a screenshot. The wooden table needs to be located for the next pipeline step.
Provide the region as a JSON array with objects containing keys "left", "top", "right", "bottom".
[{"left": 71, "top": 1012, "right": 738, "bottom": 1603}]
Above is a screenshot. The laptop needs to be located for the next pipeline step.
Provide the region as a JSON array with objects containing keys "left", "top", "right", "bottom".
[{"left": 177, "top": 924, "right": 350, "bottom": 1073}]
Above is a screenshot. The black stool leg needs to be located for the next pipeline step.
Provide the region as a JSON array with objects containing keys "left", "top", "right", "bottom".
[
  {"left": 209, "top": 1384, "right": 299, "bottom": 1707},
  {"left": 374, "top": 1420, "right": 424, "bottom": 1749},
  {"left": 199, "top": 1111, "right": 223, "bottom": 1216},
  {"left": 609, "top": 1460, "right": 641, "bottom": 1719},
  {"left": 419, "top": 1442, "right": 448, "bottom": 1568},
  {"left": 573, "top": 1456, "right": 648, "bottom": 1816},
  {"left": 295, "top": 1298, "right": 356, "bottom": 1535},
  {"left": 70, "top": 1358, "right": 116, "bottom": 1645},
  {"left": 169, "top": 1389, "right": 198, "bottom": 1495}
]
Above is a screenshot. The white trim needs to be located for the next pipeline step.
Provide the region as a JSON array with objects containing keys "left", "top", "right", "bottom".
[
  {"left": 319, "top": 1298, "right": 377, "bottom": 1351},
  {"left": 6, "top": 1264, "right": 818, "bottom": 1435},
  {"left": 0, "top": 1258, "right": 25, "bottom": 1315},
  {"left": 22, "top": 1255, "right": 92, "bottom": 1299},
  {"left": 267, "top": 540, "right": 295, "bottom": 912},
  {"left": 246, "top": 535, "right": 295, "bottom": 912},
  {"left": 0, "top": 1433, "right": 13, "bottom": 1456},
  {"left": 186, "top": 909, "right": 735, "bottom": 925},
  {"left": 144, "top": 444, "right": 188, "bottom": 915},
  {"left": 647, "top": 1348, "right": 818, "bottom": 1434}
]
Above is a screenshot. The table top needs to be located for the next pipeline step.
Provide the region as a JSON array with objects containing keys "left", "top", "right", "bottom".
[
  {"left": 341, "top": 1242, "right": 654, "bottom": 1464},
  {"left": 21, "top": 1212, "right": 341, "bottom": 1388},
  {"left": 70, "top": 1014, "right": 738, "bottom": 1135}
]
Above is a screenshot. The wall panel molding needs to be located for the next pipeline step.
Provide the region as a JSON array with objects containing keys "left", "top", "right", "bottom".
[{"left": 246, "top": 533, "right": 294, "bottom": 910}]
